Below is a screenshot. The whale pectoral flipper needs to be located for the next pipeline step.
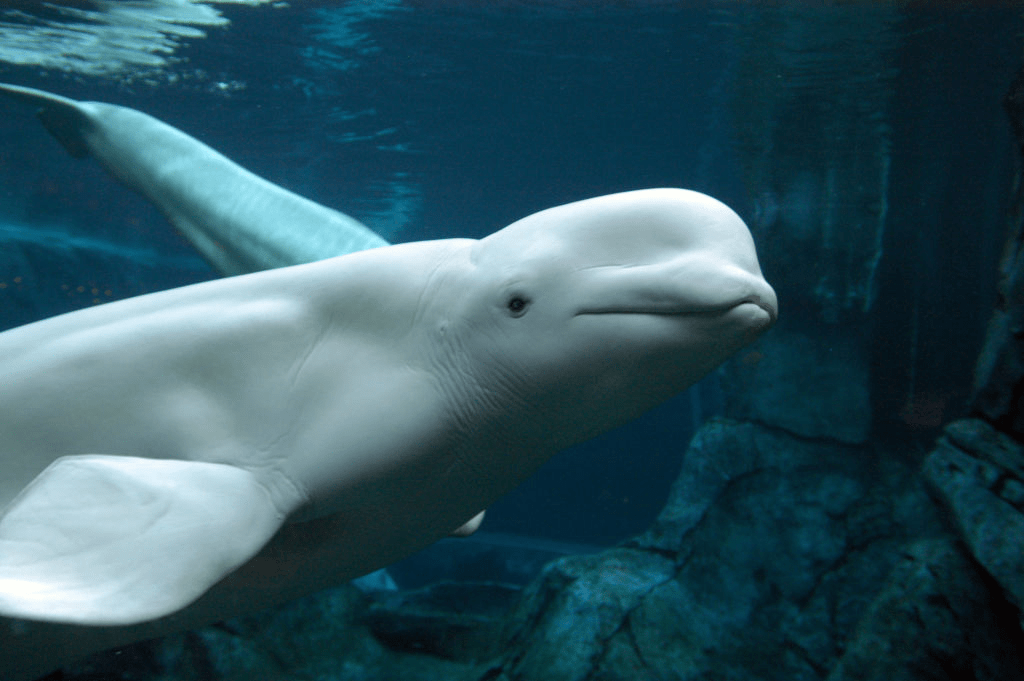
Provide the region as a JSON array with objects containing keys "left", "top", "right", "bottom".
[
  {"left": 450, "top": 510, "right": 485, "bottom": 537},
  {"left": 0, "top": 455, "right": 288, "bottom": 626}
]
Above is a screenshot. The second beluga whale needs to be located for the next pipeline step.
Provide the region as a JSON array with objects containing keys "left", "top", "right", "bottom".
[
  {"left": 0, "top": 82, "right": 387, "bottom": 275},
  {"left": 0, "top": 84, "right": 778, "bottom": 680}
]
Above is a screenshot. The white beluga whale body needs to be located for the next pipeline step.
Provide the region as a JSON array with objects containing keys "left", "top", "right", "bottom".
[{"left": 0, "top": 85, "right": 777, "bottom": 679}]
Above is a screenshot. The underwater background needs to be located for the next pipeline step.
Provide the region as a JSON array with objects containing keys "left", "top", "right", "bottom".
[{"left": 2, "top": 2, "right": 1024, "bottom": 680}]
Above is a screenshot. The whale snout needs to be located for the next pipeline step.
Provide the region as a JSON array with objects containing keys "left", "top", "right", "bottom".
[
  {"left": 713, "top": 272, "right": 777, "bottom": 342},
  {"left": 686, "top": 262, "right": 777, "bottom": 329}
]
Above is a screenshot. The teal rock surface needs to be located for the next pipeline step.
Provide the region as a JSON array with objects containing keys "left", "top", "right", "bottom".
[
  {"left": 923, "top": 419, "right": 1024, "bottom": 612},
  {"left": 826, "top": 538, "right": 1024, "bottom": 681}
]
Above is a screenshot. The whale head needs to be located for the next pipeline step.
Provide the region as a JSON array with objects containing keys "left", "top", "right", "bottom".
[{"left": 432, "top": 188, "right": 776, "bottom": 477}]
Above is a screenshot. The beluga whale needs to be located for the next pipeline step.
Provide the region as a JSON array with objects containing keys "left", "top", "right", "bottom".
[
  {"left": 0, "top": 82, "right": 388, "bottom": 275},
  {"left": 0, "top": 84, "right": 778, "bottom": 680}
]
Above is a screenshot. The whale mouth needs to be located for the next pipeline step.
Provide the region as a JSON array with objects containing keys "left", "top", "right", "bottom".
[
  {"left": 575, "top": 296, "right": 777, "bottom": 325},
  {"left": 728, "top": 299, "right": 777, "bottom": 329},
  {"left": 571, "top": 265, "right": 778, "bottom": 328},
  {"left": 731, "top": 296, "right": 778, "bottom": 325}
]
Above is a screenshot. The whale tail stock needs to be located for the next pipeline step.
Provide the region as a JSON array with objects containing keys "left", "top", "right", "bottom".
[{"left": 0, "top": 82, "right": 389, "bottom": 275}]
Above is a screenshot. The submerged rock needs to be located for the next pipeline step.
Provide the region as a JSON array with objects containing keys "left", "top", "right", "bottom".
[
  {"left": 923, "top": 419, "right": 1024, "bottom": 615},
  {"left": 361, "top": 581, "right": 521, "bottom": 662},
  {"left": 478, "top": 418, "right": 1024, "bottom": 681},
  {"left": 480, "top": 419, "right": 944, "bottom": 681},
  {"left": 497, "top": 548, "right": 676, "bottom": 681},
  {"left": 827, "top": 538, "right": 1024, "bottom": 681},
  {"left": 971, "top": 65, "right": 1024, "bottom": 440}
]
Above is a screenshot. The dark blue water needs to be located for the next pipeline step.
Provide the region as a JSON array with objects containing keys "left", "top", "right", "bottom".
[{"left": 0, "top": 1, "right": 1020, "bottom": 545}]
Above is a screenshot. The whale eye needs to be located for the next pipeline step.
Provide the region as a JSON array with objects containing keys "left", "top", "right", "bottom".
[{"left": 506, "top": 294, "right": 530, "bottom": 318}]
